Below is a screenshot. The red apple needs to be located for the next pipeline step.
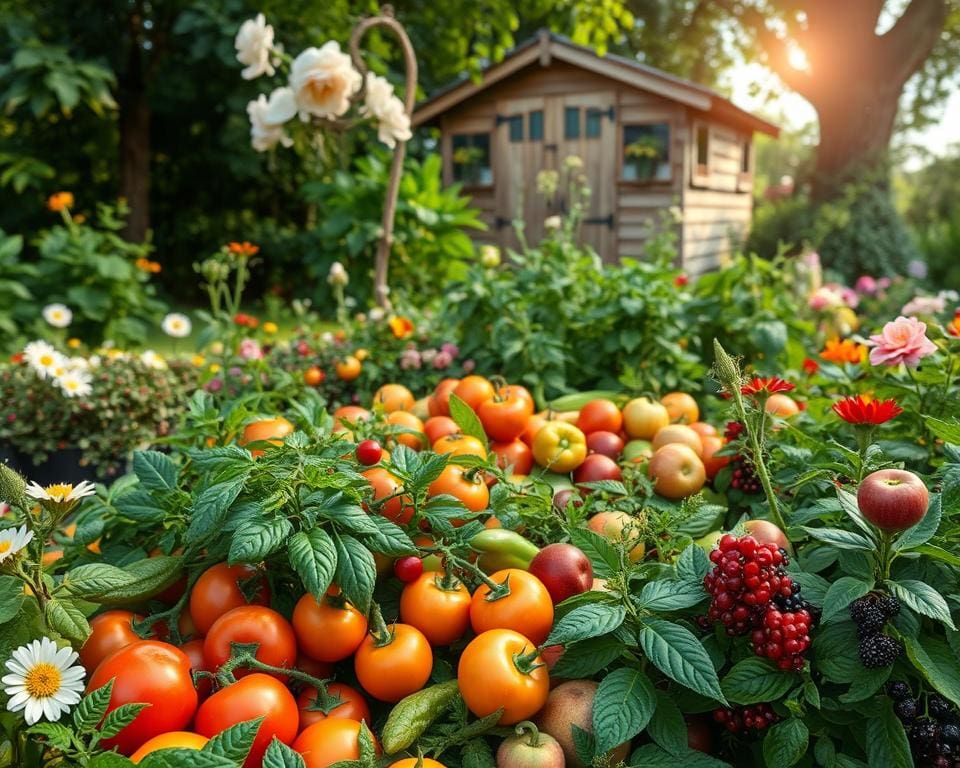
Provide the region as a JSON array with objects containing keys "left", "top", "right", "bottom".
[
  {"left": 529, "top": 543, "right": 594, "bottom": 604},
  {"left": 743, "top": 519, "right": 791, "bottom": 553},
  {"left": 573, "top": 454, "right": 622, "bottom": 486},
  {"left": 586, "top": 431, "right": 625, "bottom": 460},
  {"left": 857, "top": 469, "right": 929, "bottom": 532},
  {"left": 553, "top": 488, "right": 583, "bottom": 512}
]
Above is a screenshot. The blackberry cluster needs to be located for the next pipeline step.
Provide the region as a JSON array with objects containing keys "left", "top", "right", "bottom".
[
  {"left": 703, "top": 535, "right": 813, "bottom": 670},
  {"left": 849, "top": 594, "right": 903, "bottom": 668},
  {"left": 712, "top": 704, "right": 780, "bottom": 736},
  {"left": 730, "top": 458, "right": 762, "bottom": 493},
  {"left": 887, "top": 683, "right": 960, "bottom": 766}
]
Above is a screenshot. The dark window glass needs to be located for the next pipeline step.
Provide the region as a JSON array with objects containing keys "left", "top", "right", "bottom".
[
  {"left": 564, "top": 107, "right": 581, "bottom": 139},
  {"left": 622, "top": 124, "right": 671, "bottom": 181},
  {"left": 452, "top": 133, "right": 492, "bottom": 185},
  {"left": 741, "top": 139, "right": 751, "bottom": 173},
  {"left": 696, "top": 125, "right": 710, "bottom": 170},
  {"left": 529, "top": 110, "right": 544, "bottom": 141},
  {"left": 585, "top": 109, "right": 603, "bottom": 138},
  {"left": 508, "top": 115, "right": 523, "bottom": 142}
]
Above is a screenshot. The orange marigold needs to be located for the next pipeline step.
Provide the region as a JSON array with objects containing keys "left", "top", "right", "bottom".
[
  {"left": 227, "top": 241, "right": 260, "bottom": 257},
  {"left": 388, "top": 316, "right": 414, "bottom": 339},
  {"left": 820, "top": 338, "right": 866, "bottom": 365},
  {"left": 47, "top": 192, "right": 74, "bottom": 212}
]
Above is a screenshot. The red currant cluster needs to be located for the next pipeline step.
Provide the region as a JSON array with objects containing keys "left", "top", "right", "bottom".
[
  {"left": 712, "top": 703, "right": 780, "bottom": 736},
  {"left": 704, "top": 535, "right": 813, "bottom": 670}
]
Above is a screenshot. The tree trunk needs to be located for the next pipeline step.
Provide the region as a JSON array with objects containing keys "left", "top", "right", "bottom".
[{"left": 118, "top": 87, "right": 150, "bottom": 242}]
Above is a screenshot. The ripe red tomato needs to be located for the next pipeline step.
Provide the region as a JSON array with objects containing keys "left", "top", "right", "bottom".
[
  {"left": 400, "top": 573, "right": 472, "bottom": 646},
  {"left": 203, "top": 605, "right": 297, "bottom": 678},
  {"left": 427, "top": 464, "right": 490, "bottom": 513},
  {"left": 354, "top": 624, "right": 433, "bottom": 702},
  {"left": 195, "top": 673, "right": 299, "bottom": 768},
  {"left": 490, "top": 440, "right": 534, "bottom": 475},
  {"left": 428, "top": 379, "right": 460, "bottom": 417},
  {"left": 87, "top": 640, "right": 198, "bottom": 755},
  {"left": 293, "top": 718, "right": 379, "bottom": 768},
  {"left": 189, "top": 563, "right": 270, "bottom": 636},
  {"left": 573, "top": 453, "right": 623, "bottom": 486},
  {"left": 292, "top": 592, "right": 368, "bottom": 662},
  {"left": 585, "top": 430, "right": 625, "bottom": 460},
  {"left": 362, "top": 467, "right": 413, "bottom": 525},
  {"left": 79, "top": 610, "right": 143, "bottom": 673},
  {"left": 576, "top": 399, "right": 623, "bottom": 435},
  {"left": 477, "top": 391, "right": 534, "bottom": 442},
  {"left": 393, "top": 556, "right": 424, "bottom": 583},
  {"left": 498, "top": 384, "right": 534, "bottom": 407},
  {"left": 297, "top": 682, "right": 371, "bottom": 731},
  {"left": 424, "top": 416, "right": 459, "bottom": 445},
  {"left": 457, "top": 629, "right": 549, "bottom": 725},
  {"left": 179, "top": 638, "right": 212, "bottom": 699},
  {"left": 356, "top": 439, "right": 383, "bottom": 465},
  {"left": 470, "top": 569, "right": 554, "bottom": 646}
]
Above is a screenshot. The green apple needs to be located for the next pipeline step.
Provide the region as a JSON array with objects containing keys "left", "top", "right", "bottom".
[
  {"left": 695, "top": 530, "right": 722, "bottom": 555},
  {"left": 623, "top": 440, "right": 653, "bottom": 462}
]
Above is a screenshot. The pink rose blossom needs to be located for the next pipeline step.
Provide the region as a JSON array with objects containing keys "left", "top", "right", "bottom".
[
  {"left": 840, "top": 288, "right": 859, "bottom": 309},
  {"left": 855, "top": 275, "right": 878, "bottom": 295},
  {"left": 808, "top": 286, "right": 843, "bottom": 311},
  {"left": 868, "top": 316, "right": 938, "bottom": 367},
  {"left": 433, "top": 351, "right": 452, "bottom": 369},
  {"left": 441, "top": 342, "right": 459, "bottom": 358},
  {"left": 238, "top": 338, "right": 263, "bottom": 360}
]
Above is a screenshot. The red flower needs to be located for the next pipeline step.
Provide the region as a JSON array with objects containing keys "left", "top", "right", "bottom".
[
  {"left": 740, "top": 377, "right": 796, "bottom": 396},
  {"left": 802, "top": 357, "right": 820, "bottom": 375},
  {"left": 725, "top": 421, "right": 744, "bottom": 441},
  {"left": 831, "top": 395, "right": 903, "bottom": 425},
  {"left": 674, "top": 274, "right": 689, "bottom": 287}
]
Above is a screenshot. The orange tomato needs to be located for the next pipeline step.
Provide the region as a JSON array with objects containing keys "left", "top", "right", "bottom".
[
  {"left": 293, "top": 718, "right": 378, "bottom": 768},
  {"left": 362, "top": 467, "right": 413, "bottom": 524},
  {"left": 354, "top": 624, "right": 433, "bottom": 702},
  {"left": 297, "top": 682, "right": 371, "bottom": 731},
  {"left": 521, "top": 414, "right": 548, "bottom": 446},
  {"left": 335, "top": 356, "right": 362, "bottom": 381},
  {"left": 470, "top": 569, "right": 554, "bottom": 646},
  {"left": 80, "top": 610, "right": 144, "bottom": 673},
  {"left": 490, "top": 440, "right": 533, "bottom": 475},
  {"left": 660, "top": 392, "right": 700, "bottom": 424},
  {"left": 130, "top": 732, "right": 208, "bottom": 763},
  {"left": 428, "top": 378, "right": 461, "bottom": 417},
  {"left": 385, "top": 410, "right": 425, "bottom": 450},
  {"left": 389, "top": 760, "right": 447, "bottom": 768},
  {"left": 433, "top": 434, "right": 487, "bottom": 460},
  {"left": 304, "top": 367, "right": 325, "bottom": 387},
  {"left": 240, "top": 417, "right": 295, "bottom": 457},
  {"left": 374, "top": 384, "right": 415, "bottom": 413},
  {"left": 400, "top": 573, "right": 472, "bottom": 646},
  {"left": 477, "top": 390, "right": 534, "bottom": 442},
  {"left": 189, "top": 563, "right": 270, "bottom": 636},
  {"left": 701, "top": 435, "right": 731, "bottom": 480},
  {"left": 424, "top": 416, "right": 459, "bottom": 445},
  {"left": 452, "top": 375, "right": 496, "bottom": 412},
  {"left": 332, "top": 405, "right": 372, "bottom": 433},
  {"left": 576, "top": 399, "right": 623, "bottom": 435},
  {"left": 292, "top": 592, "right": 368, "bottom": 663},
  {"left": 428, "top": 465, "right": 489, "bottom": 513}
]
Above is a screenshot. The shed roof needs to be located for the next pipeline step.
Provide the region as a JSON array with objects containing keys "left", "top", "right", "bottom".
[{"left": 413, "top": 31, "right": 779, "bottom": 137}]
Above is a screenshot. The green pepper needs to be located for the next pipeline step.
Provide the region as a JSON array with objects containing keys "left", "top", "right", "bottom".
[
  {"left": 381, "top": 679, "right": 460, "bottom": 754},
  {"left": 470, "top": 529, "right": 540, "bottom": 573}
]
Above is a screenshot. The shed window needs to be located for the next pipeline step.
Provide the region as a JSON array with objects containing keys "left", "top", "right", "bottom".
[
  {"left": 695, "top": 125, "right": 710, "bottom": 174},
  {"left": 564, "top": 107, "right": 581, "bottom": 139},
  {"left": 506, "top": 115, "right": 523, "bottom": 143},
  {"left": 529, "top": 110, "right": 544, "bottom": 141},
  {"left": 452, "top": 133, "right": 492, "bottom": 186},
  {"left": 622, "top": 124, "right": 671, "bottom": 182},
  {"left": 585, "top": 109, "right": 603, "bottom": 138},
  {"left": 741, "top": 138, "right": 751, "bottom": 173}
]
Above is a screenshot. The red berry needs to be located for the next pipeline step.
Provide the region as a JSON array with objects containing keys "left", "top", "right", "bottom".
[
  {"left": 356, "top": 439, "right": 383, "bottom": 465},
  {"left": 393, "top": 556, "right": 424, "bottom": 583}
]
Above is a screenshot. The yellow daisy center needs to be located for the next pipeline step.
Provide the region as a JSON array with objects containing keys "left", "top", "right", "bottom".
[
  {"left": 0, "top": 541, "right": 11, "bottom": 554},
  {"left": 45, "top": 484, "right": 73, "bottom": 501},
  {"left": 39, "top": 354, "right": 54, "bottom": 366},
  {"left": 25, "top": 663, "right": 61, "bottom": 698}
]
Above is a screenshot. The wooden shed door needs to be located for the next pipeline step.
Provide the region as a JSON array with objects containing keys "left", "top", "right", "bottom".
[{"left": 494, "top": 92, "right": 616, "bottom": 257}]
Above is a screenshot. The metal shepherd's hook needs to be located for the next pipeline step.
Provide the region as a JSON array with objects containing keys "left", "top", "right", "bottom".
[{"left": 349, "top": 6, "right": 418, "bottom": 310}]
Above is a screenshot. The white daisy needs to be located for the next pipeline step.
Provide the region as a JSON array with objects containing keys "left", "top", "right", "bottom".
[
  {"left": 42, "top": 304, "right": 73, "bottom": 329},
  {"left": 161, "top": 312, "right": 192, "bottom": 338},
  {"left": 23, "top": 341, "right": 64, "bottom": 380},
  {"left": 24, "top": 481, "right": 96, "bottom": 504},
  {"left": 56, "top": 370, "right": 93, "bottom": 398},
  {"left": 3, "top": 637, "right": 85, "bottom": 725},
  {"left": 140, "top": 350, "right": 167, "bottom": 370},
  {"left": 0, "top": 525, "right": 33, "bottom": 564}
]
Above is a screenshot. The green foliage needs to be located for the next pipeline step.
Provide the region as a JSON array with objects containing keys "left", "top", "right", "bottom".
[{"left": 0, "top": 228, "right": 36, "bottom": 339}]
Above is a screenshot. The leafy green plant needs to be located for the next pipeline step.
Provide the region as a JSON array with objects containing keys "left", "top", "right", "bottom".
[{"left": 0, "top": 228, "right": 36, "bottom": 340}]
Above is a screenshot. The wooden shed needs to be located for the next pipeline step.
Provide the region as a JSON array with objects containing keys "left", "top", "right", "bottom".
[{"left": 413, "top": 31, "right": 779, "bottom": 273}]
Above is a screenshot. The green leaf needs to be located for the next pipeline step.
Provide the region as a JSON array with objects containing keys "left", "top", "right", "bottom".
[
  {"left": 304, "top": 491, "right": 372, "bottom": 531},
  {"left": 205, "top": 717, "right": 263, "bottom": 762},
  {"left": 676, "top": 544, "right": 711, "bottom": 583},
  {"left": 114, "top": 489, "right": 164, "bottom": 523},
  {"left": 133, "top": 450, "right": 178, "bottom": 492},
  {"left": 912, "top": 544, "right": 960, "bottom": 566},
  {"left": 140, "top": 750, "right": 237, "bottom": 768},
  {"left": 629, "top": 743, "right": 732, "bottom": 767},
  {"left": 26, "top": 722, "right": 73, "bottom": 750},
  {"left": 229, "top": 516, "right": 293, "bottom": 564},
  {"left": 592, "top": 667, "right": 656, "bottom": 754},
  {"left": 448, "top": 392, "right": 488, "bottom": 444},
  {"left": 360, "top": 515, "right": 418, "bottom": 557},
  {"left": 288, "top": 529, "right": 338, "bottom": 601},
  {"left": 903, "top": 635, "right": 960, "bottom": 706},
  {"left": 865, "top": 699, "right": 913, "bottom": 768},
  {"left": 66, "top": 556, "right": 183, "bottom": 604},
  {"left": 924, "top": 416, "right": 960, "bottom": 444},
  {"left": 894, "top": 495, "right": 942, "bottom": 551},
  {"left": 99, "top": 703, "right": 149, "bottom": 739},
  {"left": 886, "top": 579, "right": 956, "bottom": 630},
  {"left": 762, "top": 718, "right": 808, "bottom": 768},
  {"left": 87, "top": 752, "right": 136, "bottom": 767},
  {"left": 637, "top": 618, "right": 726, "bottom": 703},
  {"left": 568, "top": 527, "right": 621, "bottom": 579},
  {"left": 551, "top": 636, "right": 624, "bottom": 678},
  {"left": 721, "top": 658, "right": 797, "bottom": 705},
  {"left": 45, "top": 598, "right": 90, "bottom": 643},
  {"left": 547, "top": 602, "right": 626, "bottom": 645},
  {"left": 821, "top": 576, "right": 875, "bottom": 624},
  {"left": 836, "top": 488, "right": 878, "bottom": 541},
  {"left": 187, "top": 477, "right": 247, "bottom": 543},
  {"left": 75, "top": 680, "right": 114, "bottom": 731},
  {"left": 0, "top": 575, "right": 24, "bottom": 623},
  {"left": 333, "top": 532, "right": 376, "bottom": 614},
  {"left": 647, "top": 691, "right": 687, "bottom": 756},
  {"left": 635, "top": 579, "right": 707, "bottom": 612},
  {"left": 262, "top": 738, "right": 307, "bottom": 768},
  {"left": 800, "top": 527, "right": 874, "bottom": 551}
]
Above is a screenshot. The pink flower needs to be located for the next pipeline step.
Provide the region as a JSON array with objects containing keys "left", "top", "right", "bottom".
[
  {"left": 462, "top": 358, "right": 476, "bottom": 373},
  {"left": 839, "top": 287, "right": 859, "bottom": 309},
  {"left": 441, "top": 342, "right": 459, "bottom": 358},
  {"left": 868, "top": 316, "right": 938, "bottom": 367},
  {"left": 855, "top": 275, "right": 878, "bottom": 295},
  {"left": 238, "top": 338, "right": 263, "bottom": 360},
  {"left": 433, "top": 351, "right": 452, "bottom": 369},
  {"left": 400, "top": 348, "right": 421, "bottom": 370},
  {"left": 808, "top": 286, "right": 843, "bottom": 311},
  {"left": 205, "top": 377, "right": 223, "bottom": 393}
]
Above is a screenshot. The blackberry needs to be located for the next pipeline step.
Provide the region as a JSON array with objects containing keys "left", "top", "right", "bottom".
[
  {"left": 942, "top": 725, "right": 960, "bottom": 745},
  {"left": 895, "top": 698, "right": 920, "bottom": 723},
  {"left": 886, "top": 680, "right": 912, "bottom": 701},
  {"left": 912, "top": 718, "right": 941, "bottom": 759},
  {"left": 729, "top": 457, "right": 762, "bottom": 493},
  {"left": 878, "top": 595, "right": 901, "bottom": 618},
  {"left": 849, "top": 596, "right": 887, "bottom": 635},
  {"left": 858, "top": 634, "right": 903, "bottom": 668},
  {"left": 931, "top": 694, "right": 958, "bottom": 723}
]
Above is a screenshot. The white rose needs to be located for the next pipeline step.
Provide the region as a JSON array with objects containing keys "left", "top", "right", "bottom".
[
  {"left": 360, "top": 73, "right": 411, "bottom": 148},
  {"left": 235, "top": 14, "right": 276, "bottom": 80},
  {"left": 290, "top": 42, "right": 362, "bottom": 120},
  {"left": 544, "top": 215, "right": 562, "bottom": 230},
  {"left": 247, "top": 88, "right": 295, "bottom": 152}
]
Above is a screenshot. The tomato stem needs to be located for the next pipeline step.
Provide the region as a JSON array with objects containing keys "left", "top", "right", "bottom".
[
  {"left": 368, "top": 601, "right": 396, "bottom": 647},
  {"left": 512, "top": 646, "right": 546, "bottom": 675}
]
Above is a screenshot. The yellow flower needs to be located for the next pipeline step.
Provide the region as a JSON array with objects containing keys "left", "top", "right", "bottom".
[
  {"left": 263, "top": 321, "right": 278, "bottom": 334},
  {"left": 820, "top": 338, "right": 867, "bottom": 365},
  {"left": 388, "top": 316, "right": 414, "bottom": 339},
  {"left": 209, "top": 363, "right": 221, "bottom": 373},
  {"left": 355, "top": 348, "right": 370, "bottom": 361},
  {"left": 191, "top": 354, "right": 206, "bottom": 367},
  {"left": 106, "top": 349, "right": 123, "bottom": 359},
  {"left": 46, "top": 192, "right": 74, "bottom": 212},
  {"left": 66, "top": 338, "right": 81, "bottom": 349}
]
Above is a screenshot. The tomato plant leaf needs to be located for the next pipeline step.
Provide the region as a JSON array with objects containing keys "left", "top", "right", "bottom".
[
  {"left": 551, "top": 635, "right": 624, "bottom": 678},
  {"left": 139, "top": 750, "right": 237, "bottom": 768},
  {"left": 74, "top": 680, "right": 114, "bottom": 732},
  {"left": 0, "top": 575, "right": 24, "bottom": 624},
  {"left": 886, "top": 579, "right": 956, "bottom": 630},
  {"left": 647, "top": 691, "right": 687, "bottom": 756},
  {"left": 204, "top": 717, "right": 263, "bottom": 762},
  {"left": 228, "top": 516, "right": 292, "bottom": 565},
  {"left": 97, "top": 703, "right": 149, "bottom": 740},
  {"left": 762, "top": 717, "right": 808, "bottom": 768},
  {"left": 333, "top": 532, "right": 377, "bottom": 614},
  {"left": 865, "top": 698, "right": 912, "bottom": 768},
  {"left": 923, "top": 416, "right": 960, "bottom": 445},
  {"left": 187, "top": 476, "right": 248, "bottom": 543},
  {"left": 262, "top": 738, "right": 306, "bottom": 768},
  {"left": 911, "top": 544, "right": 960, "bottom": 566},
  {"left": 114, "top": 489, "right": 164, "bottom": 523},
  {"left": 448, "top": 393, "right": 487, "bottom": 444},
  {"left": 66, "top": 556, "right": 183, "bottom": 605},
  {"left": 568, "top": 527, "right": 621, "bottom": 579},
  {"left": 359, "top": 515, "right": 418, "bottom": 557},
  {"left": 461, "top": 738, "right": 496, "bottom": 768},
  {"left": 800, "top": 527, "right": 874, "bottom": 551},
  {"left": 894, "top": 494, "right": 942, "bottom": 551},
  {"left": 635, "top": 579, "right": 708, "bottom": 612},
  {"left": 904, "top": 635, "right": 960, "bottom": 706},
  {"left": 592, "top": 667, "right": 656, "bottom": 754},
  {"left": 44, "top": 598, "right": 90, "bottom": 644},
  {"left": 547, "top": 602, "right": 626, "bottom": 645},
  {"left": 87, "top": 754, "right": 136, "bottom": 767},
  {"left": 132, "top": 450, "right": 178, "bottom": 493},
  {"left": 638, "top": 618, "right": 726, "bottom": 704},
  {"left": 288, "top": 528, "right": 337, "bottom": 601},
  {"left": 821, "top": 576, "right": 875, "bottom": 624},
  {"left": 721, "top": 657, "right": 797, "bottom": 705},
  {"left": 26, "top": 722, "right": 73, "bottom": 751}
]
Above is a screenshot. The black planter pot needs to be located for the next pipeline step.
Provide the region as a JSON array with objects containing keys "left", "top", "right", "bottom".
[{"left": 14, "top": 447, "right": 103, "bottom": 487}]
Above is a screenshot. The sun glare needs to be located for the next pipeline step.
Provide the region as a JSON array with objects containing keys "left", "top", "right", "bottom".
[{"left": 787, "top": 44, "right": 810, "bottom": 72}]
